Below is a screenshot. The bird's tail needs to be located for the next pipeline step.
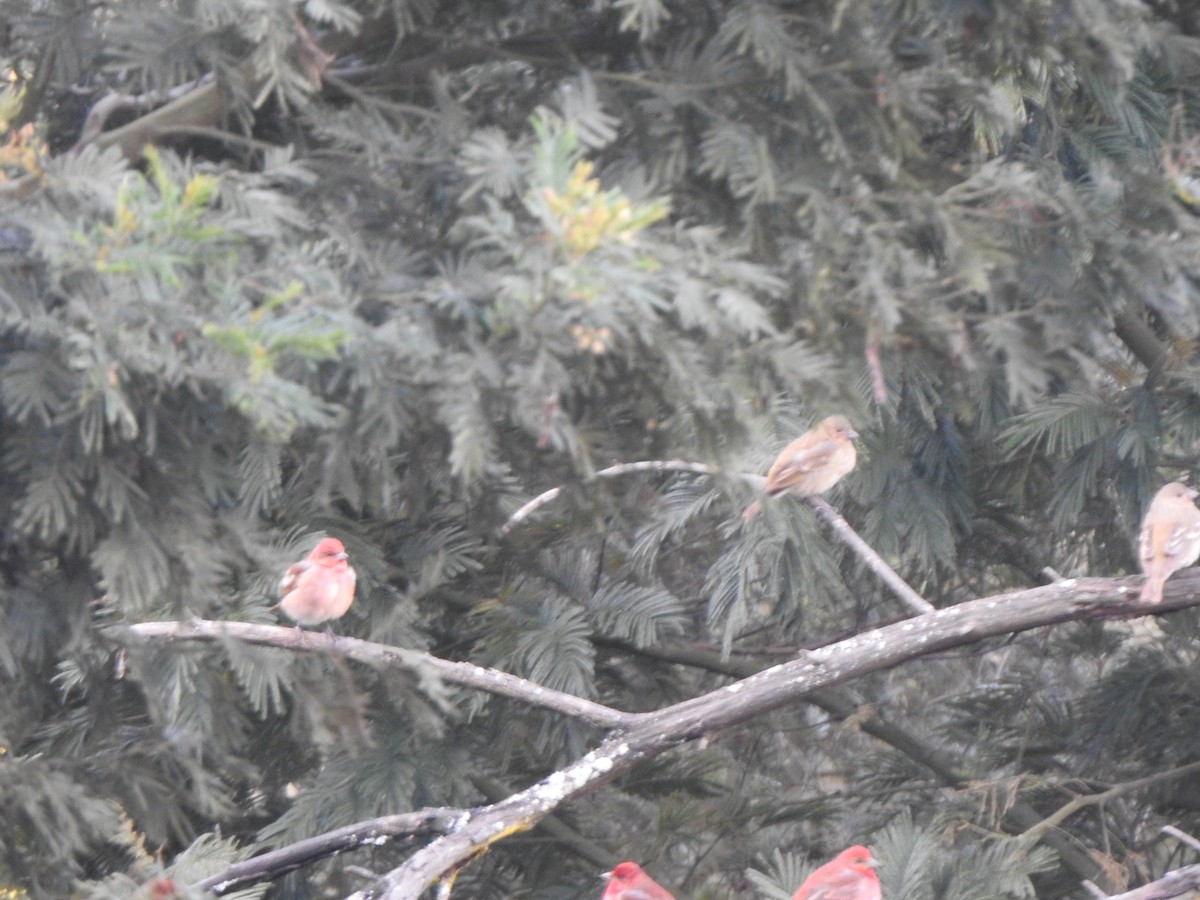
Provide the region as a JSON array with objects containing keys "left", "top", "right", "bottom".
[
  {"left": 742, "top": 499, "right": 762, "bottom": 520},
  {"left": 1138, "top": 572, "right": 1166, "bottom": 605}
]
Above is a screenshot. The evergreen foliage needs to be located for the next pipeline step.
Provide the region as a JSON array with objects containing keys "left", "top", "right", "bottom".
[{"left": 4, "top": 0, "right": 1200, "bottom": 897}]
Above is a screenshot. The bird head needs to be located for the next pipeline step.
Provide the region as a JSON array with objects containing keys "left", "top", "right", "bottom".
[
  {"left": 821, "top": 415, "right": 859, "bottom": 441},
  {"left": 839, "top": 845, "right": 878, "bottom": 872},
  {"left": 311, "top": 537, "right": 349, "bottom": 564},
  {"left": 607, "top": 862, "right": 645, "bottom": 884},
  {"left": 1160, "top": 482, "right": 1200, "bottom": 502}
]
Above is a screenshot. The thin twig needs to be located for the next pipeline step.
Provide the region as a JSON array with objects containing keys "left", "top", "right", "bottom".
[
  {"left": 502, "top": 458, "right": 943, "bottom": 616},
  {"left": 1022, "top": 761, "right": 1200, "bottom": 842},
  {"left": 1096, "top": 863, "right": 1200, "bottom": 899},
  {"left": 1162, "top": 825, "right": 1200, "bottom": 853},
  {"left": 806, "top": 496, "right": 936, "bottom": 614},
  {"left": 499, "top": 460, "right": 721, "bottom": 534}
]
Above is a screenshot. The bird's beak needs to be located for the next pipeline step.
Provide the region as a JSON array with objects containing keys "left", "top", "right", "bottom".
[
  {"left": 1188, "top": 488, "right": 1200, "bottom": 501},
  {"left": 865, "top": 854, "right": 879, "bottom": 868},
  {"left": 335, "top": 552, "right": 349, "bottom": 561},
  {"left": 600, "top": 871, "right": 612, "bottom": 882},
  {"left": 847, "top": 429, "right": 860, "bottom": 440}
]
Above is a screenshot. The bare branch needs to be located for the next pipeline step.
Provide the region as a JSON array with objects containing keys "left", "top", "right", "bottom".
[
  {"left": 500, "top": 459, "right": 721, "bottom": 534},
  {"left": 123, "top": 621, "right": 631, "bottom": 730},
  {"left": 500, "top": 458, "right": 934, "bottom": 614},
  {"left": 1022, "top": 762, "right": 1200, "bottom": 842},
  {"left": 594, "top": 634, "right": 1106, "bottom": 884},
  {"left": 349, "top": 571, "right": 1200, "bottom": 898},
  {"left": 805, "top": 496, "right": 935, "bottom": 614},
  {"left": 191, "top": 808, "right": 464, "bottom": 894},
  {"left": 1163, "top": 825, "right": 1200, "bottom": 854},
  {"left": 1098, "top": 863, "right": 1200, "bottom": 899},
  {"left": 157, "top": 571, "right": 1200, "bottom": 896},
  {"left": 71, "top": 16, "right": 395, "bottom": 159},
  {"left": 468, "top": 773, "right": 613, "bottom": 870}
]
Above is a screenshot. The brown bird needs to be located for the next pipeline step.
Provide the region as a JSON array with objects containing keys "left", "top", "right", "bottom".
[
  {"left": 743, "top": 415, "right": 859, "bottom": 519},
  {"left": 1138, "top": 482, "right": 1200, "bottom": 604}
]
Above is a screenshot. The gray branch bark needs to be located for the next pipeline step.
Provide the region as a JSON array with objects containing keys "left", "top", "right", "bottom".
[
  {"left": 125, "top": 621, "right": 631, "bottom": 730},
  {"left": 126, "top": 570, "right": 1200, "bottom": 897},
  {"left": 349, "top": 571, "right": 1198, "bottom": 898}
]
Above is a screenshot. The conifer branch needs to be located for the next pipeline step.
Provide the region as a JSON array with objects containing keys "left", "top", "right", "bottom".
[
  {"left": 1112, "top": 303, "right": 1171, "bottom": 374},
  {"left": 70, "top": 15, "right": 391, "bottom": 159}
]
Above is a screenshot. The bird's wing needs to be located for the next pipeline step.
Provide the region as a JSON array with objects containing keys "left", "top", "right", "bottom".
[
  {"left": 799, "top": 868, "right": 869, "bottom": 899},
  {"left": 279, "top": 560, "right": 311, "bottom": 595},
  {"left": 766, "top": 439, "right": 840, "bottom": 491},
  {"left": 1164, "top": 520, "right": 1200, "bottom": 560},
  {"left": 625, "top": 888, "right": 674, "bottom": 900},
  {"left": 1139, "top": 522, "right": 1156, "bottom": 565}
]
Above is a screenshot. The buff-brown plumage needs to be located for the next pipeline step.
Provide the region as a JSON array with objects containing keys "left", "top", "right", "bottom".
[
  {"left": 1138, "top": 482, "right": 1200, "bottom": 604},
  {"left": 743, "top": 415, "right": 859, "bottom": 519}
]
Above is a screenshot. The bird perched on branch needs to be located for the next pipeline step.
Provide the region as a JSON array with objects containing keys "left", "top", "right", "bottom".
[
  {"left": 602, "top": 861, "right": 675, "bottom": 899},
  {"left": 743, "top": 415, "right": 859, "bottom": 519},
  {"left": 791, "top": 845, "right": 881, "bottom": 900},
  {"left": 1138, "top": 482, "right": 1200, "bottom": 604},
  {"left": 276, "top": 537, "right": 357, "bottom": 626}
]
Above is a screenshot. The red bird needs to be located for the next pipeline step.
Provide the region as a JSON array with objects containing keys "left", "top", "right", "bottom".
[
  {"left": 743, "top": 415, "right": 859, "bottom": 519},
  {"left": 791, "top": 845, "right": 881, "bottom": 900},
  {"left": 277, "top": 537, "right": 357, "bottom": 626},
  {"left": 1138, "top": 481, "right": 1200, "bottom": 604},
  {"left": 602, "top": 861, "right": 675, "bottom": 899}
]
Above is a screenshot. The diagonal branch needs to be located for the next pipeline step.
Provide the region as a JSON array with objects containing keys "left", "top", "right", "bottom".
[
  {"left": 1022, "top": 761, "right": 1200, "bottom": 842},
  {"left": 594, "top": 636, "right": 1109, "bottom": 884},
  {"left": 190, "top": 809, "right": 464, "bottom": 894},
  {"left": 805, "top": 496, "right": 935, "bottom": 614},
  {"left": 500, "top": 458, "right": 933, "bottom": 614},
  {"left": 343, "top": 571, "right": 1200, "bottom": 898},
  {"left": 158, "top": 571, "right": 1200, "bottom": 896}
]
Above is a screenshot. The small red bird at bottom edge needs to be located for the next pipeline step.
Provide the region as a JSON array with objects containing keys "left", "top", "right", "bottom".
[
  {"left": 602, "top": 861, "right": 675, "bottom": 899},
  {"left": 791, "top": 845, "right": 881, "bottom": 900}
]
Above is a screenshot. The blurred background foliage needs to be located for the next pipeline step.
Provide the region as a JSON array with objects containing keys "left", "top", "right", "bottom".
[{"left": 4, "top": 0, "right": 1200, "bottom": 896}]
